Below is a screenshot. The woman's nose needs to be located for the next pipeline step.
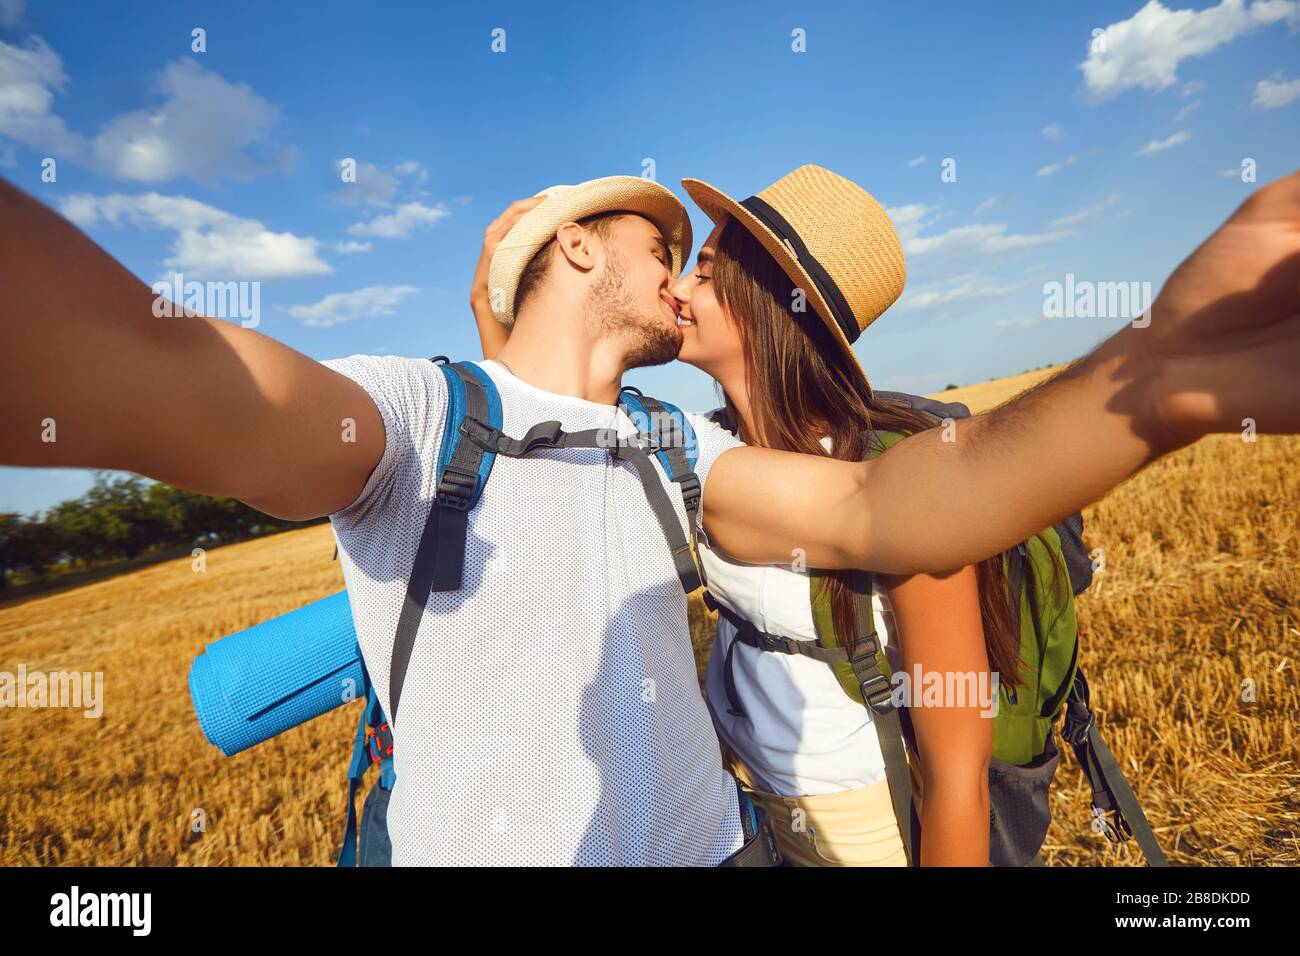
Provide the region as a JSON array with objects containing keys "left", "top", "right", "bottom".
[{"left": 668, "top": 273, "right": 693, "bottom": 308}]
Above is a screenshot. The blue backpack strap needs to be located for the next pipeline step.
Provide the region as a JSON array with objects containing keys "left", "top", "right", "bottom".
[
  {"left": 385, "top": 359, "right": 502, "bottom": 725},
  {"left": 619, "top": 388, "right": 706, "bottom": 597},
  {"left": 430, "top": 361, "right": 502, "bottom": 589},
  {"left": 337, "top": 661, "right": 394, "bottom": 866},
  {"left": 343, "top": 357, "right": 503, "bottom": 864},
  {"left": 619, "top": 389, "right": 701, "bottom": 521}
]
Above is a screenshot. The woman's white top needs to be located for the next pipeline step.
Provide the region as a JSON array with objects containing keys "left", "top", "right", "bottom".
[{"left": 700, "top": 436, "right": 901, "bottom": 797}]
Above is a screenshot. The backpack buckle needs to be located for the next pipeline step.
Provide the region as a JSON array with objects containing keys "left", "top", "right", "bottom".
[
  {"left": 677, "top": 473, "right": 701, "bottom": 513},
  {"left": 459, "top": 416, "right": 501, "bottom": 452},
  {"left": 436, "top": 465, "right": 478, "bottom": 511},
  {"left": 367, "top": 722, "right": 394, "bottom": 763},
  {"left": 758, "top": 631, "right": 799, "bottom": 656},
  {"left": 860, "top": 674, "right": 895, "bottom": 714}
]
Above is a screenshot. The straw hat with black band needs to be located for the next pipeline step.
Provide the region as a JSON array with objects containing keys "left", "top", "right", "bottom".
[
  {"left": 681, "top": 164, "right": 906, "bottom": 363},
  {"left": 488, "top": 175, "right": 693, "bottom": 327}
]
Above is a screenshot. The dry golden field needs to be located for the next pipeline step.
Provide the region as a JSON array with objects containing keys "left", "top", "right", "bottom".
[{"left": 0, "top": 366, "right": 1295, "bottom": 865}]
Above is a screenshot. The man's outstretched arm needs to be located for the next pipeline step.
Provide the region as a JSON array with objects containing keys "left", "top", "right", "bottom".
[
  {"left": 704, "top": 170, "right": 1300, "bottom": 574},
  {"left": 0, "top": 179, "right": 384, "bottom": 520}
]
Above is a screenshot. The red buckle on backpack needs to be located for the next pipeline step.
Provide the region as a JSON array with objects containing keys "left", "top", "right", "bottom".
[{"left": 367, "top": 722, "right": 394, "bottom": 763}]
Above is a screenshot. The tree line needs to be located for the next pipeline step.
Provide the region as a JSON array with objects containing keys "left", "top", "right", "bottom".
[{"left": 0, "top": 472, "right": 325, "bottom": 589}]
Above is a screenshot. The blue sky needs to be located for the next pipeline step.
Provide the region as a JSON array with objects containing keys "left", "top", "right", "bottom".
[{"left": 2, "top": 0, "right": 1297, "bottom": 514}]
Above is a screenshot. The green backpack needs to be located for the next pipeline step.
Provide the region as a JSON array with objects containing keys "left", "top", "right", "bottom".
[{"left": 709, "top": 393, "right": 1167, "bottom": 867}]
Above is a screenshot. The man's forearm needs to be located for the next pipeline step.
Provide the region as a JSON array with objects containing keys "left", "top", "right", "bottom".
[{"left": 858, "top": 325, "right": 1172, "bottom": 573}]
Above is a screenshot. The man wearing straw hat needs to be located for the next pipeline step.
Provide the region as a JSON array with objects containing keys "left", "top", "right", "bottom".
[{"left": 1, "top": 168, "right": 1298, "bottom": 864}]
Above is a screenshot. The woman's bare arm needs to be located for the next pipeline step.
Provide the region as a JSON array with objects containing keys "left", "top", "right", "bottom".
[{"left": 881, "top": 566, "right": 992, "bottom": 866}]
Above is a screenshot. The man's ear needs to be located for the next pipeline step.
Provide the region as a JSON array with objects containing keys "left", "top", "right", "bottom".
[{"left": 554, "top": 221, "right": 597, "bottom": 272}]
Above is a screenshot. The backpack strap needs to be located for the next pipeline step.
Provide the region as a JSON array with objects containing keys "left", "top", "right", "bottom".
[
  {"left": 619, "top": 390, "right": 701, "bottom": 525},
  {"left": 823, "top": 570, "right": 920, "bottom": 867},
  {"left": 386, "top": 359, "right": 502, "bottom": 724},
  {"left": 618, "top": 389, "right": 705, "bottom": 594},
  {"left": 715, "top": 602, "right": 849, "bottom": 719},
  {"left": 386, "top": 370, "right": 705, "bottom": 725},
  {"left": 337, "top": 658, "right": 395, "bottom": 867},
  {"left": 712, "top": 569, "right": 919, "bottom": 864},
  {"left": 1061, "top": 668, "right": 1168, "bottom": 866}
]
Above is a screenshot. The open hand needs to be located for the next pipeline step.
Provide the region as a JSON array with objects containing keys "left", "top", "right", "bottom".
[{"left": 1144, "top": 170, "right": 1300, "bottom": 441}]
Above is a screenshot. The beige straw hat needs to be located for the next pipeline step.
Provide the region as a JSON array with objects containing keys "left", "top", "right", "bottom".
[
  {"left": 681, "top": 164, "right": 905, "bottom": 359},
  {"left": 487, "top": 175, "right": 693, "bottom": 326}
]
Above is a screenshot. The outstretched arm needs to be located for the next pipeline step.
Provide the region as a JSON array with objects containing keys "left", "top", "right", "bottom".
[
  {"left": 704, "top": 170, "right": 1300, "bottom": 574},
  {"left": 0, "top": 178, "right": 384, "bottom": 520}
]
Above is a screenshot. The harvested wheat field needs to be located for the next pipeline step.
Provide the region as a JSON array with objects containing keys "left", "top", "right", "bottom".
[{"left": 1, "top": 366, "right": 1296, "bottom": 865}]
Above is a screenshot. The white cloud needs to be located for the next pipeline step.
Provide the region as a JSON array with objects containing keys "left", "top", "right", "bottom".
[
  {"left": 1080, "top": 0, "right": 1300, "bottom": 102},
  {"left": 347, "top": 201, "right": 449, "bottom": 239},
  {"left": 973, "top": 196, "right": 1000, "bottom": 216},
  {"left": 1041, "top": 123, "right": 1065, "bottom": 141},
  {"left": 906, "top": 155, "right": 927, "bottom": 167},
  {"left": 896, "top": 276, "right": 1019, "bottom": 312},
  {"left": 1036, "top": 154, "right": 1079, "bottom": 177},
  {"left": 393, "top": 159, "right": 429, "bottom": 183},
  {"left": 92, "top": 59, "right": 280, "bottom": 183},
  {"left": 1174, "top": 99, "right": 1201, "bottom": 120},
  {"left": 284, "top": 285, "right": 419, "bottom": 329},
  {"left": 879, "top": 202, "right": 1076, "bottom": 324},
  {"left": 1136, "top": 129, "right": 1192, "bottom": 155},
  {"left": 59, "top": 192, "right": 332, "bottom": 281},
  {"left": 1181, "top": 79, "right": 1207, "bottom": 96},
  {"left": 1252, "top": 73, "right": 1300, "bottom": 107},
  {"left": 0, "top": 36, "right": 85, "bottom": 156},
  {"left": 0, "top": 40, "right": 286, "bottom": 184},
  {"left": 883, "top": 203, "right": 934, "bottom": 241},
  {"left": 1048, "top": 193, "right": 1121, "bottom": 229},
  {"left": 334, "top": 239, "right": 373, "bottom": 255},
  {"left": 904, "top": 222, "right": 1068, "bottom": 258},
  {"left": 334, "top": 159, "right": 430, "bottom": 206},
  {"left": 333, "top": 160, "right": 400, "bottom": 206}
]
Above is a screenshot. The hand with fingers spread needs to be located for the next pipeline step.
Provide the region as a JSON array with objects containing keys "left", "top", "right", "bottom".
[{"left": 1139, "top": 169, "right": 1300, "bottom": 445}]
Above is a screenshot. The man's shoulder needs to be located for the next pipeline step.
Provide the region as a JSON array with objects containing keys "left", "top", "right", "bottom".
[
  {"left": 322, "top": 353, "right": 451, "bottom": 403},
  {"left": 321, "top": 352, "right": 443, "bottom": 377}
]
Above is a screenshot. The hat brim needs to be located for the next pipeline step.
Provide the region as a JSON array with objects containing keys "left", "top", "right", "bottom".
[
  {"left": 488, "top": 176, "right": 692, "bottom": 325},
  {"left": 681, "top": 177, "right": 858, "bottom": 366}
]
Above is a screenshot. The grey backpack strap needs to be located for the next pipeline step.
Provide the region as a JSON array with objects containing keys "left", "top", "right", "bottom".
[
  {"left": 845, "top": 572, "right": 920, "bottom": 866},
  {"left": 1061, "top": 668, "right": 1168, "bottom": 866},
  {"left": 873, "top": 389, "right": 971, "bottom": 422},
  {"left": 388, "top": 361, "right": 491, "bottom": 724},
  {"left": 715, "top": 602, "right": 848, "bottom": 719}
]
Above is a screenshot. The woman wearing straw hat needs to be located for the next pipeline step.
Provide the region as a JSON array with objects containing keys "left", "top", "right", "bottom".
[{"left": 469, "top": 165, "right": 1010, "bottom": 865}]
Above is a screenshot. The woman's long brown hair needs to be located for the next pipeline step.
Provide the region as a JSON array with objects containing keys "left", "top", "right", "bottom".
[{"left": 710, "top": 218, "right": 1024, "bottom": 688}]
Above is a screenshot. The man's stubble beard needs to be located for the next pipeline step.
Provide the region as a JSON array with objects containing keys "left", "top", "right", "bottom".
[{"left": 583, "top": 248, "right": 682, "bottom": 370}]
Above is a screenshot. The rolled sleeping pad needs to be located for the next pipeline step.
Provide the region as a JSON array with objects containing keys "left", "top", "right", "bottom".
[{"left": 189, "top": 589, "right": 364, "bottom": 756}]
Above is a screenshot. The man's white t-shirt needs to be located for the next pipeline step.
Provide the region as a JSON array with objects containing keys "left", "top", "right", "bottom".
[{"left": 321, "top": 355, "right": 745, "bottom": 865}]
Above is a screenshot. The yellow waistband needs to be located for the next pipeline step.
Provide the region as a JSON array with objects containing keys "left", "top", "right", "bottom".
[{"left": 723, "top": 744, "right": 922, "bottom": 867}]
